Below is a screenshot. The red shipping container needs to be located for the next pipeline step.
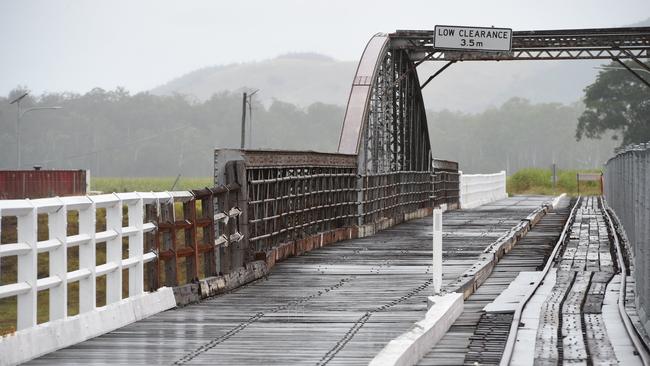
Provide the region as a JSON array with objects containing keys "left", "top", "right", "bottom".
[{"left": 0, "top": 170, "right": 87, "bottom": 199}]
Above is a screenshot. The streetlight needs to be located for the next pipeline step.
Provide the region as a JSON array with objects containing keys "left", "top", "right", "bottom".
[{"left": 9, "top": 91, "right": 63, "bottom": 169}]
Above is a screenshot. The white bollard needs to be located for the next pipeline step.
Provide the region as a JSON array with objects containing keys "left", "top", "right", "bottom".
[{"left": 433, "top": 208, "right": 443, "bottom": 295}]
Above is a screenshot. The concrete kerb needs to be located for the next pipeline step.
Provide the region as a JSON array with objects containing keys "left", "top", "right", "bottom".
[
  {"left": 452, "top": 204, "right": 549, "bottom": 299},
  {"left": 0, "top": 288, "right": 176, "bottom": 366},
  {"left": 369, "top": 292, "right": 463, "bottom": 366},
  {"left": 550, "top": 193, "right": 567, "bottom": 211},
  {"left": 173, "top": 260, "right": 269, "bottom": 307}
]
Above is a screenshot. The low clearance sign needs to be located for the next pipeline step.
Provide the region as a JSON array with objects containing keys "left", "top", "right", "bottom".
[{"left": 434, "top": 25, "right": 512, "bottom": 52}]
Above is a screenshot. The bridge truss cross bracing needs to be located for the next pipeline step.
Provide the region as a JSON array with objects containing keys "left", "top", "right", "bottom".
[{"left": 338, "top": 26, "right": 650, "bottom": 175}]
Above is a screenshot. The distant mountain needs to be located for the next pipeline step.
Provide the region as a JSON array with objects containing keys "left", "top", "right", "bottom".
[
  {"left": 152, "top": 53, "right": 357, "bottom": 107},
  {"left": 152, "top": 19, "right": 650, "bottom": 112}
]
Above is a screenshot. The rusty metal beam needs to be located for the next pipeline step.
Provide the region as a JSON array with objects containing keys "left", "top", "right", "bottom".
[{"left": 420, "top": 61, "right": 456, "bottom": 90}]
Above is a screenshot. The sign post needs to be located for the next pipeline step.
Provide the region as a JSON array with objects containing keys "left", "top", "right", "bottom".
[{"left": 434, "top": 25, "right": 512, "bottom": 52}]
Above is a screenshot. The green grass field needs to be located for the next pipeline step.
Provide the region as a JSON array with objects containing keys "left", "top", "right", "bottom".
[
  {"left": 91, "top": 177, "right": 212, "bottom": 193},
  {"left": 507, "top": 168, "right": 603, "bottom": 196}
]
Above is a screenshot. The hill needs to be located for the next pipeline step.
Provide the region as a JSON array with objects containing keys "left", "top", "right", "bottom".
[
  {"left": 152, "top": 19, "right": 650, "bottom": 112},
  {"left": 153, "top": 52, "right": 603, "bottom": 112},
  {"left": 153, "top": 53, "right": 357, "bottom": 107}
]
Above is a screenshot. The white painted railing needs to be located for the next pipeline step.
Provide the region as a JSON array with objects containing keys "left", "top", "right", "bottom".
[
  {"left": 0, "top": 192, "right": 171, "bottom": 331},
  {"left": 459, "top": 171, "right": 508, "bottom": 209}
]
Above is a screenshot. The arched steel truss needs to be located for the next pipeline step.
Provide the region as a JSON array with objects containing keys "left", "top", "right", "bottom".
[
  {"left": 338, "top": 27, "right": 650, "bottom": 175},
  {"left": 338, "top": 34, "right": 432, "bottom": 174}
]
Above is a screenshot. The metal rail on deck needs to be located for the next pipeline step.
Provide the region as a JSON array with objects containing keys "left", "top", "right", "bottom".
[{"left": 500, "top": 196, "right": 579, "bottom": 366}]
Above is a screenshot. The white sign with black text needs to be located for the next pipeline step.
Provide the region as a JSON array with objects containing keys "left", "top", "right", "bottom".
[{"left": 434, "top": 25, "right": 512, "bottom": 52}]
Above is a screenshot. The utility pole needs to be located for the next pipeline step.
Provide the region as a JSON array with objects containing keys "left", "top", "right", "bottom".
[
  {"left": 239, "top": 89, "right": 259, "bottom": 149},
  {"left": 240, "top": 92, "right": 247, "bottom": 149},
  {"left": 248, "top": 89, "right": 259, "bottom": 148}
]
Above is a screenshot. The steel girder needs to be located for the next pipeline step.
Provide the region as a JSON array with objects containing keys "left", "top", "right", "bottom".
[{"left": 392, "top": 26, "right": 650, "bottom": 61}]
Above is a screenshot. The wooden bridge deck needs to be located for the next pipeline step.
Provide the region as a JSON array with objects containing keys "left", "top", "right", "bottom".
[{"left": 27, "top": 196, "right": 551, "bottom": 365}]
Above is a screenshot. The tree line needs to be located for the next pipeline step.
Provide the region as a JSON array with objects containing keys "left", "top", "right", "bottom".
[{"left": 0, "top": 82, "right": 631, "bottom": 177}]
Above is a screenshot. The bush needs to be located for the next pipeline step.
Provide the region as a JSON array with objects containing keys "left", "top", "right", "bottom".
[
  {"left": 508, "top": 168, "right": 552, "bottom": 192},
  {"left": 507, "top": 168, "right": 602, "bottom": 196}
]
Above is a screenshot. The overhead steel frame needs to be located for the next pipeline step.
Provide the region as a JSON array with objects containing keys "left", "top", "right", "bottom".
[{"left": 338, "top": 27, "right": 650, "bottom": 172}]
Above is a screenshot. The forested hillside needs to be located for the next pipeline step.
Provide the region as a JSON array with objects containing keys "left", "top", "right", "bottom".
[{"left": 0, "top": 88, "right": 616, "bottom": 177}]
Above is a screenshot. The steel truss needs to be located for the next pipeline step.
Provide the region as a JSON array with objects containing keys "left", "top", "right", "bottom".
[
  {"left": 338, "top": 26, "right": 650, "bottom": 175},
  {"left": 360, "top": 49, "right": 431, "bottom": 174},
  {"left": 391, "top": 27, "right": 650, "bottom": 61}
]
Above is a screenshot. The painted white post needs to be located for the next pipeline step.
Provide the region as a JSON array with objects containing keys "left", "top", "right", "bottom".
[
  {"left": 105, "top": 198, "right": 123, "bottom": 304},
  {"left": 17, "top": 203, "right": 37, "bottom": 330},
  {"left": 433, "top": 208, "right": 443, "bottom": 295},
  {"left": 129, "top": 196, "right": 144, "bottom": 296},
  {"left": 78, "top": 201, "right": 96, "bottom": 313},
  {"left": 49, "top": 201, "right": 68, "bottom": 320}
]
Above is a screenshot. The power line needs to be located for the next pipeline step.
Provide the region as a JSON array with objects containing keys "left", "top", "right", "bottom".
[{"left": 27, "top": 124, "right": 193, "bottom": 166}]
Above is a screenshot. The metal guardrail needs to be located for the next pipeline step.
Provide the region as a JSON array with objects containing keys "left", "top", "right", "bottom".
[
  {"left": 433, "top": 159, "right": 460, "bottom": 208},
  {"left": 603, "top": 142, "right": 650, "bottom": 337},
  {"left": 149, "top": 185, "right": 243, "bottom": 289},
  {"left": 215, "top": 150, "right": 461, "bottom": 257}
]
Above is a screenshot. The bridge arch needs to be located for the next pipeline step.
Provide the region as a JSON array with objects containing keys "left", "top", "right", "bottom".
[{"left": 338, "top": 33, "right": 432, "bottom": 174}]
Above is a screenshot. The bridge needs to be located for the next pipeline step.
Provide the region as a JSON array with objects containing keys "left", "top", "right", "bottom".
[{"left": 1, "top": 25, "right": 650, "bottom": 365}]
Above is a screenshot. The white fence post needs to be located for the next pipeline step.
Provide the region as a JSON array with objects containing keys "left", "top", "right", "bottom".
[
  {"left": 129, "top": 195, "right": 144, "bottom": 296},
  {"left": 433, "top": 208, "right": 443, "bottom": 295},
  {"left": 17, "top": 203, "right": 37, "bottom": 330},
  {"left": 105, "top": 196, "right": 123, "bottom": 304},
  {"left": 0, "top": 192, "right": 179, "bottom": 365},
  {"left": 49, "top": 199, "right": 68, "bottom": 320},
  {"left": 78, "top": 200, "right": 96, "bottom": 313}
]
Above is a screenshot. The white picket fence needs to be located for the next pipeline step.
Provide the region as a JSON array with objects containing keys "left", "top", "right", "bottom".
[
  {"left": 0, "top": 192, "right": 178, "bottom": 331},
  {"left": 459, "top": 171, "right": 508, "bottom": 209}
]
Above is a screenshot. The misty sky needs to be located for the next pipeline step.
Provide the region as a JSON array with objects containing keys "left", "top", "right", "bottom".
[{"left": 1, "top": 0, "right": 649, "bottom": 96}]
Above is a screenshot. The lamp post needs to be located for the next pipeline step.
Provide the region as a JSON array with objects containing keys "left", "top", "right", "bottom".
[{"left": 9, "top": 92, "right": 63, "bottom": 169}]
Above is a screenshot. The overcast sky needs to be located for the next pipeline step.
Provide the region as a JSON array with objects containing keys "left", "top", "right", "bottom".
[{"left": 1, "top": 0, "right": 649, "bottom": 96}]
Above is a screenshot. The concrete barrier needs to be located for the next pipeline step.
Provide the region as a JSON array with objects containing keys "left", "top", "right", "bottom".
[
  {"left": 460, "top": 171, "right": 508, "bottom": 209},
  {"left": 369, "top": 292, "right": 464, "bottom": 366},
  {"left": 0, "top": 287, "right": 176, "bottom": 366}
]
